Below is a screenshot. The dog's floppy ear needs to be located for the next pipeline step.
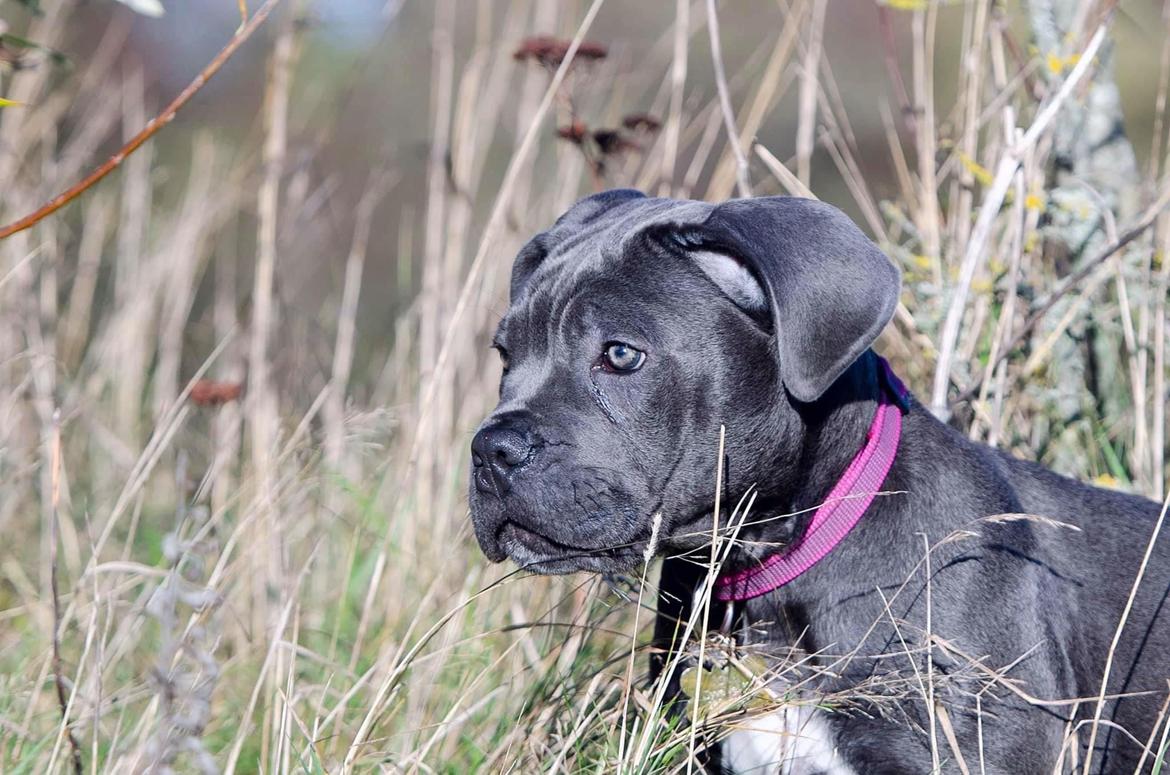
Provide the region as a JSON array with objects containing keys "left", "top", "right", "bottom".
[
  {"left": 667, "top": 197, "right": 901, "bottom": 403},
  {"left": 510, "top": 189, "right": 647, "bottom": 301}
]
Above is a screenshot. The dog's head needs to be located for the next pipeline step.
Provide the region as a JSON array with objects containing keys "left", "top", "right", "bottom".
[{"left": 468, "top": 190, "right": 901, "bottom": 574}]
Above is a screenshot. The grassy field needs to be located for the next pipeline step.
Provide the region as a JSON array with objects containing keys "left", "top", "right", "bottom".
[{"left": 0, "top": 0, "right": 1168, "bottom": 772}]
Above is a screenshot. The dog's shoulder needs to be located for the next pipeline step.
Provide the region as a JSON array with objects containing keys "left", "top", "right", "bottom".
[{"left": 1000, "top": 451, "right": 1164, "bottom": 527}]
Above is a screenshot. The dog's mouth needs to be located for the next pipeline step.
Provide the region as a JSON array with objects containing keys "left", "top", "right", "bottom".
[{"left": 492, "top": 519, "right": 643, "bottom": 574}]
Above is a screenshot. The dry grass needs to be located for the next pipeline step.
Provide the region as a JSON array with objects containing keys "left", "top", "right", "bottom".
[{"left": 0, "top": 0, "right": 1168, "bottom": 772}]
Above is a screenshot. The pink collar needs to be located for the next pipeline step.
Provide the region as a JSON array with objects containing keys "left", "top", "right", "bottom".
[{"left": 714, "top": 357, "right": 910, "bottom": 602}]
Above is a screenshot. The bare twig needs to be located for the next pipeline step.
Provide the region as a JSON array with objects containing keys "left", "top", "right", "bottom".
[
  {"left": 911, "top": 5, "right": 941, "bottom": 287},
  {"left": 796, "top": 0, "right": 826, "bottom": 187},
  {"left": 659, "top": 0, "right": 690, "bottom": 195},
  {"left": 706, "top": 0, "right": 751, "bottom": 198},
  {"left": 876, "top": 4, "right": 916, "bottom": 135},
  {"left": 755, "top": 143, "right": 814, "bottom": 199},
  {"left": 0, "top": 0, "right": 284, "bottom": 240},
  {"left": 47, "top": 411, "right": 82, "bottom": 775},
  {"left": 708, "top": 2, "right": 803, "bottom": 200},
  {"left": 324, "top": 170, "right": 395, "bottom": 468},
  {"left": 248, "top": 4, "right": 299, "bottom": 629}
]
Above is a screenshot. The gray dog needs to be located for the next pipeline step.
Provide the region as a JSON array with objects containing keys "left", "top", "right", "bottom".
[{"left": 467, "top": 189, "right": 1170, "bottom": 774}]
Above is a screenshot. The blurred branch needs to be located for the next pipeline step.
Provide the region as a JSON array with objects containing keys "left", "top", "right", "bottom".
[
  {"left": 0, "top": 0, "right": 284, "bottom": 241},
  {"left": 755, "top": 143, "right": 813, "bottom": 199},
  {"left": 658, "top": 0, "right": 689, "bottom": 196},
  {"left": 705, "top": 0, "right": 751, "bottom": 198},
  {"left": 796, "top": 0, "right": 826, "bottom": 187},
  {"left": 46, "top": 412, "right": 82, "bottom": 775},
  {"left": 876, "top": 5, "right": 915, "bottom": 135}
]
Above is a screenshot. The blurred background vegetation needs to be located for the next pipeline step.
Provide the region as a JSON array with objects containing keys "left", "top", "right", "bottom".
[{"left": 0, "top": 0, "right": 1167, "bottom": 771}]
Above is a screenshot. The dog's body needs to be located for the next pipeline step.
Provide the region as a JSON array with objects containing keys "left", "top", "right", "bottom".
[
  {"left": 657, "top": 380, "right": 1170, "bottom": 773},
  {"left": 468, "top": 190, "right": 1170, "bottom": 773}
]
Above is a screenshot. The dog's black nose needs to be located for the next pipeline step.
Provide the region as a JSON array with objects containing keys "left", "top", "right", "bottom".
[{"left": 471, "top": 421, "right": 535, "bottom": 495}]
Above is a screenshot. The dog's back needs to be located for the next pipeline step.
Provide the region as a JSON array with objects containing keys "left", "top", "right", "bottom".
[
  {"left": 1003, "top": 453, "right": 1170, "bottom": 770},
  {"left": 873, "top": 410, "right": 1170, "bottom": 772}
]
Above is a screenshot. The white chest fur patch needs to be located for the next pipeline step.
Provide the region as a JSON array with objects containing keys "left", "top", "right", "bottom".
[{"left": 721, "top": 705, "right": 856, "bottom": 775}]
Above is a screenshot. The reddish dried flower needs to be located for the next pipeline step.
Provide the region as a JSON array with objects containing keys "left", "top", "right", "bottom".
[
  {"left": 592, "top": 129, "right": 641, "bottom": 155},
  {"left": 189, "top": 380, "right": 243, "bottom": 407},
  {"left": 574, "top": 40, "right": 609, "bottom": 61},
  {"left": 513, "top": 36, "right": 608, "bottom": 69},
  {"left": 556, "top": 119, "right": 589, "bottom": 145},
  {"left": 621, "top": 113, "right": 662, "bottom": 132}
]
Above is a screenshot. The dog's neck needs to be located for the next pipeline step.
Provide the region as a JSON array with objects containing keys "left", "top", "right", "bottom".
[
  {"left": 792, "top": 351, "right": 889, "bottom": 508},
  {"left": 722, "top": 351, "right": 891, "bottom": 575}
]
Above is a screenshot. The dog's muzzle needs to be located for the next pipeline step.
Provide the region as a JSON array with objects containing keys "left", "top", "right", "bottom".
[{"left": 468, "top": 410, "right": 645, "bottom": 572}]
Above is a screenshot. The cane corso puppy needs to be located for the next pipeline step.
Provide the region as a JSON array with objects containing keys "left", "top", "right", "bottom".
[{"left": 467, "top": 189, "right": 1170, "bottom": 773}]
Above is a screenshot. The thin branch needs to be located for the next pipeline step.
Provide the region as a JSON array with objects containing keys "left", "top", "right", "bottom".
[
  {"left": 0, "top": 0, "right": 285, "bottom": 240},
  {"left": 706, "top": 0, "right": 751, "bottom": 198},
  {"left": 755, "top": 143, "right": 814, "bottom": 199},
  {"left": 47, "top": 411, "right": 82, "bottom": 775},
  {"left": 876, "top": 4, "right": 917, "bottom": 135},
  {"left": 658, "top": 0, "right": 690, "bottom": 196},
  {"left": 796, "top": 0, "right": 826, "bottom": 187}
]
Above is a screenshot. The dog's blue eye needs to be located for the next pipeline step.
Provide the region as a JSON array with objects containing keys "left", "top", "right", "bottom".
[{"left": 602, "top": 342, "right": 645, "bottom": 372}]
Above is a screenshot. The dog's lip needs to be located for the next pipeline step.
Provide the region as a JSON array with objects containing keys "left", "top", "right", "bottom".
[
  {"left": 495, "top": 519, "right": 643, "bottom": 561},
  {"left": 498, "top": 522, "right": 564, "bottom": 558},
  {"left": 497, "top": 520, "right": 594, "bottom": 555}
]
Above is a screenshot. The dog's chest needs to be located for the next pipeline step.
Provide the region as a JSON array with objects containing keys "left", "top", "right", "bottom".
[{"left": 721, "top": 705, "right": 855, "bottom": 775}]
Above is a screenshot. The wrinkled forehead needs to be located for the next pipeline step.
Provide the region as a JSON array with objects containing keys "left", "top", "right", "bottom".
[
  {"left": 500, "top": 259, "right": 647, "bottom": 345},
  {"left": 513, "top": 196, "right": 713, "bottom": 308}
]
